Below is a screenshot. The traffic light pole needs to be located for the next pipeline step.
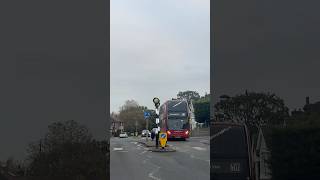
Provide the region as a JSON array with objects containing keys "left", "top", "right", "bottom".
[
  {"left": 156, "top": 108, "right": 160, "bottom": 148},
  {"left": 153, "top": 97, "right": 161, "bottom": 148}
]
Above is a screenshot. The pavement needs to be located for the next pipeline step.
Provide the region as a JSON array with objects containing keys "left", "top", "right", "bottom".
[{"left": 110, "top": 136, "right": 210, "bottom": 180}]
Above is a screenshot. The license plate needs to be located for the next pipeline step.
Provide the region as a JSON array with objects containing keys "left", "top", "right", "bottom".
[{"left": 230, "top": 162, "right": 241, "bottom": 173}]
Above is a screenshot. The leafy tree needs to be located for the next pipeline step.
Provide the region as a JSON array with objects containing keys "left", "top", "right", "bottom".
[
  {"left": 147, "top": 109, "right": 158, "bottom": 129},
  {"left": 268, "top": 100, "right": 320, "bottom": 179},
  {"left": 119, "top": 100, "right": 140, "bottom": 111},
  {"left": 177, "top": 90, "right": 200, "bottom": 103},
  {"left": 118, "top": 100, "right": 146, "bottom": 133},
  {"left": 26, "top": 120, "right": 108, "bottom": 180},
  {"left": 214, "top": 91, "right": 289, "bottom": 129},
  {"left": 193, "top": 94, "right": 210, "bottom": 124}
]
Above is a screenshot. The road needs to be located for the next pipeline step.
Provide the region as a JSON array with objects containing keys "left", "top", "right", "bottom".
[{"left": 110, "top": 136, "right": 210, "bottom": 180}]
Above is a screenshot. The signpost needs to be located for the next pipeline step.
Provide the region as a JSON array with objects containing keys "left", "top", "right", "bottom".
[
  {"left": 144, "top": 111, "right": 151, "bottom": 142},
  {"left": 144, "top": 111, "right": 150, "bottom": 119}
]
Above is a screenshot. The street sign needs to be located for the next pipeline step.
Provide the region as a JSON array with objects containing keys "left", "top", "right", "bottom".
[
  {"left": 144, "top": 111, "right": 150, "bottom": 119},
  {"left": 159, "top": 132, "right": 167, "bottom": 148}
]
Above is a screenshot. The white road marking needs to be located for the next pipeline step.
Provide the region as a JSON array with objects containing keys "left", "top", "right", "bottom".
[
  {"left": 139, "top": 151, "right": 147, "bottom": 155},
  {"left": 113, "top": 147, "right": 123, "bottom": 151},
  {"left": 192, "top": 147, "right": 207, "bottom": 151},
  {"left": 148, "top": 166, "right": 161, "bottom": 180}
]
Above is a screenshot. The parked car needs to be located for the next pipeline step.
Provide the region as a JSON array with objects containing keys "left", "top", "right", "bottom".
[
  {"left": 119, "top": 132, "right": 128, "bottom": 138},
  {"left": 141, "top": 130, "right": 151, "bottom": 137}
]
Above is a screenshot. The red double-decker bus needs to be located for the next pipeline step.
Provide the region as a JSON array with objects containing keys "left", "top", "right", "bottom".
[{"left": 159, "top": 99, "right": 190, "bottom": 140}]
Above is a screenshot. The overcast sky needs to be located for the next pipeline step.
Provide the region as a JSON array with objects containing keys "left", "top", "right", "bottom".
[
  {"left": 110, "top": 0, "right": 210, "bottom": 111},
  {"left": 213, "top": 0, "right": 320, "bottom": 110},
  {"left": 110, "top": 0, "right": 210, "bottom": 112},
  {"left": 0, "top": 1, "right": 108, "bottom": 161}
]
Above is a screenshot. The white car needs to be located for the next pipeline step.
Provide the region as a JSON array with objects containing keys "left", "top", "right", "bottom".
[
  {"left": 141, "top": 130, "right": 151, "bottom": 137},
  {"left": 119, "top": 132, "right": 128, "bottom": 138}
]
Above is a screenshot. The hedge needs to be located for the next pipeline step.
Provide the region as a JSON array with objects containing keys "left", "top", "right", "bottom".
[{"left": 269, "top": 126, "right": 320, "bottom": 180}]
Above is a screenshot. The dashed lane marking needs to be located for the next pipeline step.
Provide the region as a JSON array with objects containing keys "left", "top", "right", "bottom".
[
  {"left": 192, "top": 147, "right": 207, "bottom": 151},
  {"left": 113, "top": 147, "right": 123, "bottom": 151}
]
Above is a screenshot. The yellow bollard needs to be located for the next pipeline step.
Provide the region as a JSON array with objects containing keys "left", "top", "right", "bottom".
[{"left": 159, "top": 132, "right": 167, "bottom": 149}]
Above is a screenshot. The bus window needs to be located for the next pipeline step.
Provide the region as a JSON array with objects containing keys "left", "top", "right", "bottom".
[{"left": 167, "top": 100, "right": 188, "bottom": 112}]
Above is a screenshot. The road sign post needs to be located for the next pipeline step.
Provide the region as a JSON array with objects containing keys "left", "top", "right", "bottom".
[{"left": 144, "top": 111, "right": 151, "bottom": 142}]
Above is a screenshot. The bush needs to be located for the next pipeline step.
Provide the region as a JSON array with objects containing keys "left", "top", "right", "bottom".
[{"left": 269, "top": 126, "right": 320, "bottom": 180}]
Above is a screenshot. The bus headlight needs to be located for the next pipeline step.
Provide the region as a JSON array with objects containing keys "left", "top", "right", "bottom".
[
  {"left": 167, "top": 131, "right": 171, "bottom": 135},
  {"left": 185, "top": 130, "right": 189, "bottom": 135}
]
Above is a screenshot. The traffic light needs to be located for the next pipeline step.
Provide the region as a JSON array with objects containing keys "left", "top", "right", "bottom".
[{"left": 153, "top": 97, "right": 160, "bottom": 109}]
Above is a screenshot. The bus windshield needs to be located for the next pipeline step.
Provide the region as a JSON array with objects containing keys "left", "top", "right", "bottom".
[
  {"left": 167, "top": 100, "right": 188, "bottom": 112},
  {"left": 212, "top": 125, "right": 248, "bottom": 157},
  {"left": 167, "top": 118, "right": 188, "bottom": 130}
]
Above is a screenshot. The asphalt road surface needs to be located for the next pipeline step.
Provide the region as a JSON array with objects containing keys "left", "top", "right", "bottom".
[{"left": 110, "top": 136, "right": 210, "bottom": 180}]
